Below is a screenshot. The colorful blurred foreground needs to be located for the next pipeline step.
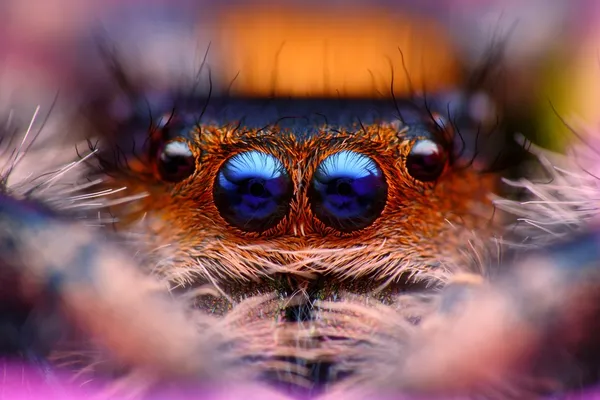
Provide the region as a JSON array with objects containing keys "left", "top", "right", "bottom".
[
  {"left": 1, "top": 361, "right": 599, "bottom": 400},
  {"left": 0, "top": 362, "right": 290, "bottom": 400}
]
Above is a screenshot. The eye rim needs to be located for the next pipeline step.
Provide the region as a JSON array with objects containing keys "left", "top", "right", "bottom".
[
  {"left": 154, "top": 139, "right": 197, "bottom": 183},
  {"left": 404, "top": 137, "right": 449, "bottom": 183},
  {"left": 308, "top": 150, "right": 388, "bottom": 233},
  {"left": 212, "top": 150, "right": 293, "bottom": 234}
]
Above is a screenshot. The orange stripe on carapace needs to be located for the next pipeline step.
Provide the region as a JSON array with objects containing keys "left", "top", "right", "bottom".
[{"left": 214, "top": 5, "right": 461, "bottom": 97}]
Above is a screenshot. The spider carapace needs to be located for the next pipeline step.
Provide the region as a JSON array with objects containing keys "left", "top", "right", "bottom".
[{"left": 88, "top": 93, "right": 504, "bottom": 391}]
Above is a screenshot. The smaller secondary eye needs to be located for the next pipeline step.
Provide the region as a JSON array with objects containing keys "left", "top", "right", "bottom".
[
  {"left": 406, "top": 139, "right": 447, "bottom": 182},
  {"left": 308, "top": 151, "right": 387, "bottom": 232},
  {"left": 156, "top": 141, "right": 196, "bottom": 183},
  {"left": 213, "top": 151, "right": 293, "bottom": 233}
]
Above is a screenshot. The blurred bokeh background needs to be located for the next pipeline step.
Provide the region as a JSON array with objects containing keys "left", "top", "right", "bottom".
[{"left": 0, "top": 0, "right": 595, "bottom": 149}]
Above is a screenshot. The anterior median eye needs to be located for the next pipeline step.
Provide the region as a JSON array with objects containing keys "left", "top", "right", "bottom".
[
  {"left": 309, "top": 151, "right": 387, "bottom": 232},
  {"left": 213, "top": 151, "right": 293, "bottom": 232}
]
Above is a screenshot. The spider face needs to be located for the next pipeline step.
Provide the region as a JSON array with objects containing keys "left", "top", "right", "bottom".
[{"left": 93, "top": 97, "right": 499, "bottom": 317}]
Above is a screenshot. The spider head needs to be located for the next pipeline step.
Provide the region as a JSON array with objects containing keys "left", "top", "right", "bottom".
[{"left": 88, "top": 96, "right": 504, "bottom": 301}]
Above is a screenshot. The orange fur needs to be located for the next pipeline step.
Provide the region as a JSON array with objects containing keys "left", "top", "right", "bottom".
[{"left": 103, "top": 121, "right": 498, "bottom": 290}]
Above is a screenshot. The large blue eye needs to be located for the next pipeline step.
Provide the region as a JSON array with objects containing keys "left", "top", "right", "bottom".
[
  {"left": 213, "top": 151, "right": 293, "bottom": 232},
  {"left": 309, "top": 151, "right": 387, "bottom": 232}
]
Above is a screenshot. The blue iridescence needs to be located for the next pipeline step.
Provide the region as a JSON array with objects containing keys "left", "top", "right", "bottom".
[
  {"left": 214, "top": 151, "right": 292, "bottom": 232},
  {"left": 310, "top": 151, "right": 387, "bottom": 231}
]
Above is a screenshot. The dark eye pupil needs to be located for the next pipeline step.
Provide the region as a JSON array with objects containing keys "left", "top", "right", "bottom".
[
  {"left": 161, "top": 154, "right": 188, "bottom": 173},
  {"left": 157, "top": 141, "right": 196, "bottom": 182},
  {"left": 406, "top": 140, "right": 447, "bottom": 182},
  {"left": 249, "top": 180, "right": 266, "bottom": 197},
  {"left": 336, "top": 180, "right": 352, "bottom": 196}
]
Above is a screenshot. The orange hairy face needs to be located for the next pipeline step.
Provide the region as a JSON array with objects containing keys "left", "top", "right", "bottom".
[{"left": 94, "top": 98, "right": 498, "bottom": 299}]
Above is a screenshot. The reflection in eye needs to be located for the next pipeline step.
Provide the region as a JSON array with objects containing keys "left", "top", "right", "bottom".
[
  {"left": 213, "top": 151, "right": 293, "bottom": 233},
  {"left": 309, "top": 151, "right": 387, "bottom": 232}
]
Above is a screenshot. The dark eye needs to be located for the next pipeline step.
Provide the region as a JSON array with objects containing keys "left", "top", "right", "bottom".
[
  {"left": 405, "top": 139, "right": 448, "bottom": 182},
  {"left": 156, "top": 140, "right": 196, "bottom": 182},
  {"left": 213, "top": 151, "right": 293, "bottom": 233},
  {"left": 308, "top": 151, "right": 387, "bottom": 232}
]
